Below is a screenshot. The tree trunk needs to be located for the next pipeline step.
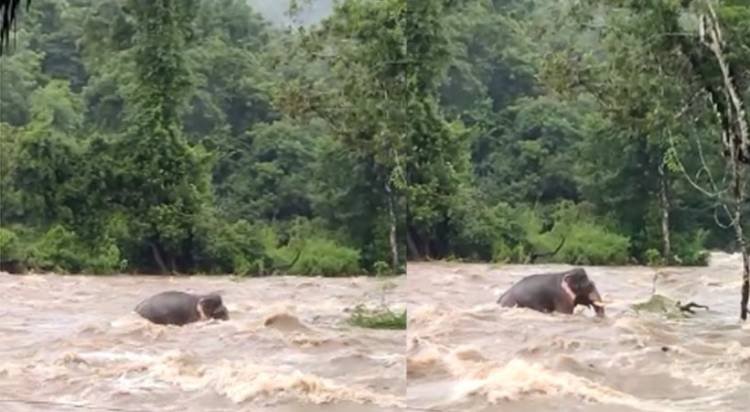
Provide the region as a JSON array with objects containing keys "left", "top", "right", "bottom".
[
  {"left": 729, "top": 148, "right": 749, "bottom": 320},
  {"left": 698, "top": 5, "right": 750, "bottom": 320},
  {"left": 658, "top": 162, "right": 672, "bottom": 262},
  {"left": 422, "top": 239, "right": 432, "bottom": 261},
  {"left": 168, "top": 254, "right": 177, "bottom": 275},
  {"left": 385, "top": 182, "right": 400, "bottom": 272},
  {"left": 149, "top": 241, "right": 169, "bottom": 274},
  {"left": 406, "top": 229, "right": 422, "bottom": 261}
]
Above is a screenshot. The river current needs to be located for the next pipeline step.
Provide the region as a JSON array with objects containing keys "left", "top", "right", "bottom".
[
  {"left": 0, "top": 273, "right": 406, "bottom": 411},
  {"left": 407, "top": 252, "right": 750, "bottom": 412},
  {"left": 2, "top": 253, "right": 748, "bottom": 411}
]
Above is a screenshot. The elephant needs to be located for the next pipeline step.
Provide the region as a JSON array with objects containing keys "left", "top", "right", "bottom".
[
  {"left": 135, "top": 291, "right": 229, "bottom": 326},
  {"left": 497, "top": 268, "right": 605, "bottom": 317}
]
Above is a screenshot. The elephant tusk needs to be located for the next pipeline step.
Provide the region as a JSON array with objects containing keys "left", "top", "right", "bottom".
[{"left": 591, "top": 300, "right": 605, "bottom": 308}]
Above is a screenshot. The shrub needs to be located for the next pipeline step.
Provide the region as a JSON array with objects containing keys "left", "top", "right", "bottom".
[
  {"left": 492, "top": 240, "right": 527, "bottom": 263},
  {"left": 453, "top": 201, "right": 524, "bottom": 261},
  {"left": 555, "top": 223, "right": 630, "bottom": 265},
  {"left": 192, "top": 215, "right": 362, "bottom": 276},
  {"left": 90, "top": 239, "right": 126, "bottom": 274},
  {"left": 0, "top": 227, "right": 22, "bottom": 262},
  {"left": 193, "top": 217, "right": 267, "bottom": 275},
  {"left": 480, "top": 201, "right": 633, "bottom": 265},
  {"left": 27, "top": 225, "right": 85, "bottom": 272},
  {"left": 671, "top": 229, "right": 710, "bottom": 266},
  {"left": 372, "top": 260, "right": 392, "bottom": 276},
  {"left": 543, "top": 201, "right": 631, "bottom": 265},
  {"left": 644, "top": 248, "right": 665, "bottom": 266},
  {"left": 282, "top": 237, "right": 361, "bottom": 276},
  {"left": 348, "top": 304, "right": 406, "bottom": 330},
  {"left": 26, "top": 225, "right": 122, "bottom": 274}
]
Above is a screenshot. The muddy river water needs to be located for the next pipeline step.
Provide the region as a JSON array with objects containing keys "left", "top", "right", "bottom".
[
  {"left": 2, "top": 254, "right": 749, "bottom": 412},
  {"left": 407, "top": 252, "right": 750, "bottom": 412},
  {"left": 0, "top": 273, "right": 406, "bottom": 412}
]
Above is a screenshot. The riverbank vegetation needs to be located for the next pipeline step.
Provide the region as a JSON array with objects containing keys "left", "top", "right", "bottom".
[
  {"left": 406, "top": 0, "right": 748, "bottom": 268},
  {"left": 0, "top": 0, "right": 405, "bottom": 276},
  {"left": 348, "top": 304, "right": 407, "bottom": 330}
]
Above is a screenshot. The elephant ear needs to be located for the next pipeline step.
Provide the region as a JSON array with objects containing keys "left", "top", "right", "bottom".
[
  {"left": 563, "top": 269, "right": 592, "bottom": 289},
  {"left": 199, "top": 295, "right": 223, "bottom": 311},
  {"left": 560, "top": 274, "right": 578, "bottom": 303},
  {"left": 197, "top": 296, "right": 220, "bottom": 320}
]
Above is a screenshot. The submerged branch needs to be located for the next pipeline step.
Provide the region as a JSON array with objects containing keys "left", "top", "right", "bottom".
[{"left": 677, "top": 301, "right": 709, "bottom": 313}]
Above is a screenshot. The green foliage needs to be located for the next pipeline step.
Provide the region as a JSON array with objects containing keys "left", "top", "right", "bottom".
[
  {"left": 283, "top": 237, "right": 361, "bottom": 277},
  {"left": 451, "top": 200, "right": 522, "bottom": 261},
  {"left": 0, "top": 227, "right": 22, "bottom": 262},
  {"left": 547, "top": 202, "right": 631, "bottom": 265},
  {"left": 216, "top": 119, "right": 320, "bottom": 222},
  {"left": 276, "top": 0, "right": 407, "bottom": 272},
  {"left": 192, "top": 217, "right": 265, "bottom": 275},
  {"left": 1, "top": 0, "right": 408, "bottom": 276},
  {"left": 554, "top": 223, "right": 631, "bottom": 266},
  {"left": 13, "top": 117, "right": 87, "bottom": 228},
  {"left": 5, "top": 0, "right": 744, "bottom": 274},
  {"left": 644, "top": 248, "right": 665, "bottom": 267},
  {"left": 0, "top": 50, "right": 43, "bottom": 126},
  {"left": 405, "top": 0, "right": 471, "bottom": 259},
  {"left": 25, "top": 225, "right": 122, "bottom": 274},
  {"left": 398, "top": 0, "right": 743, "bottom": 266},
  {"left": 29, "top": 80, "right": 83, "bottom": 132},
  {"left": 672, "top": 230, "right": 710, "bottom": 266},
  {"left": 484, "top": 203, "right": 631, "bottom": 265},
  {"left": 0, "top": 123, "right": 25, "bottom": 224},
  {"left": 348, "top": 304, "right": 406, "bottom": 330},
  {"left": 372, "top": 261, "right": 392, "bottom": 276},
  {"left": 96, "top": 0, "right": 214, "bottom": 273}
]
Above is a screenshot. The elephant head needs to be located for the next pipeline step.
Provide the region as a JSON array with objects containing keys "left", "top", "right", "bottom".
[
  {"left": 197, "top": 294, "right": 230, "bottom": 321},
  {"left": 561, "top": 268, "right": 605, "bottom": 317}
]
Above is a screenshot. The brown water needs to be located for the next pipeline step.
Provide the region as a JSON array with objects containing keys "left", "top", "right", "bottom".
[
  {"left": 0, "top": 273, "right": 406, "bottom": 412},
  {"left": 407, "top": 252, "right": 750, "bottom": 412}
]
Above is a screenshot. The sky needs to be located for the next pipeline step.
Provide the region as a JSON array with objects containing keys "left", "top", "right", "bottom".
[{"left": 246, "top": 0, "right": 334, "bottom": 27}]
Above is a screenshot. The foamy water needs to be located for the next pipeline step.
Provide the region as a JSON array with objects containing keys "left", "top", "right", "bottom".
[
  {"left": 407, "top": 253, "right": 750, "bottom": 412},
  {"left": 0, "top": 273, "right": 406, "bottom": 412}
]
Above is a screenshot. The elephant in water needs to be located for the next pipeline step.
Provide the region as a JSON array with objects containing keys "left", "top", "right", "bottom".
[
  {"left": 497, "top": 268, "right": 605, "bottom": 317},
  {"left": 135, "top": 291, "right": 229, "bottom": 326}
]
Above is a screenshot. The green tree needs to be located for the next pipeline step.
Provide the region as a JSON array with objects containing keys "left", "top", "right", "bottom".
[
  {"left": 278, "top": 0, "right": 407, "bottom": 272},
  {"left": 406, "top": 0, "right": 471, "bottom": 260},
  {"left": 107, "top": 0, "right": 210, "bottom": 273},
  {"left": 542, "top": 0, "right": 749, "bottom": 317}
]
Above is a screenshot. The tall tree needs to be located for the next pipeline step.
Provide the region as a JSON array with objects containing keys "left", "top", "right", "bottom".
[
  {"left": 109, "top": 0, "right": 210, "bottom": 273},
  {"left": 278, "top": 0, "right": 407, "bottom": 272},
  {"left": 543, "top": 0, "right": 750, "bottom": 319},
  {"left": 405, "top": 0, "right": 470, "bottom": 260}
]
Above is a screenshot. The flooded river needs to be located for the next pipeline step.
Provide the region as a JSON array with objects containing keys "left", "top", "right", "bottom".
[
  {"left": 407, "top": 253, "right": 750, "bottom": 412},
  {"left": 0, "top": 273, "right": 406, "bottom": 412}
]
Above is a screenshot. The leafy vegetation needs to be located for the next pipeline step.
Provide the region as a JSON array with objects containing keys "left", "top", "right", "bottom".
[
  {"left": 3, "top": 0, "right": 748, "bottom": 275},
  {"left": 405, "top": 0, "right": 750, "bottom": 267},
  {"left": 0, "top": 0, "right": 405, "bottom": 275},
  {"left": 348, "top": 304, "right": 406, "bottom": 330}
]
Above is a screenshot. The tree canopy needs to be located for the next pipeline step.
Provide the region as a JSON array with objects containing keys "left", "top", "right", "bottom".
[
  {"left": 0, "top": 0, "right": 406, "bottom": 276},
  {"left": 3, "top": 0, "right": 749, "bottom": 309}
]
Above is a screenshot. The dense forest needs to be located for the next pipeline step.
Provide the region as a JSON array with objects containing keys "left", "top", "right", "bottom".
[
  {"left": 407, "top": 0, "right": 750, "bottom": 268},
  {"left": 1, "top": 0, "right": 748, "bottom": 275},
  {"left": 0, "top": 0, "right": 406, "bottom": 275}
]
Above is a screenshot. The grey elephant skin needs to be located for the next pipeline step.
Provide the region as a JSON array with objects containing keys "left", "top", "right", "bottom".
[
  {"left": 135, "top": 291, "right": 229, "bottom": 326},
  {"left": 497, "top": 268, "right": 605, "bottom": 317}
]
